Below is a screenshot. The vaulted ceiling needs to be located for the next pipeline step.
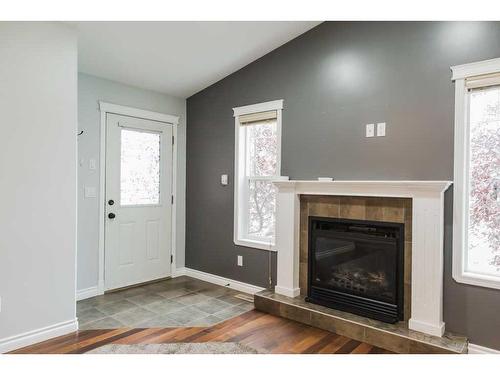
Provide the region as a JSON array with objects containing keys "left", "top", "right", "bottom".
[{"left": 72, "top": 21, "right": 321, "bottom": 98}]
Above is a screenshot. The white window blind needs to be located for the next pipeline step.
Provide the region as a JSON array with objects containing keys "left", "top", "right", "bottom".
[
  {"left": 466, "top": 72, "right": 500, "bottom": 89},
  {"left": 238, "top": 110, "right": 277, "bottom": 124}
]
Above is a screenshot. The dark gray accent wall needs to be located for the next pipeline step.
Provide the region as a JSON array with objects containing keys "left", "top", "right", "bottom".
[{"left": 186, "top": 22, "right": 500, "bottom": 349}]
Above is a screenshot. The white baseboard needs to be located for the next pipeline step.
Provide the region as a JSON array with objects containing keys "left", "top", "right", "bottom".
[
  {"left": 468, "top": 343, "right": 500, "bottom": 354},
  {"left": 172, "top": 266, "right": 186, "bottom": 277},
  {"left": 0, "top": 318, "right": 78, "bottom": 353},
  {"left": 76, "top": 285, "right": 103, "bottom": 301},
  {"left": 184, "top": 267, "right": 264, "bottom": 295}
]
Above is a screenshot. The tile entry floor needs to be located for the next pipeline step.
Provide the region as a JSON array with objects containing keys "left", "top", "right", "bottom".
[{"left": 77, "top": 276, "right": 255, "bottom": 330}]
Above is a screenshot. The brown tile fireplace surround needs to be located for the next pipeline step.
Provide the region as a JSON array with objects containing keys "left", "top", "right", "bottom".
[{"left": 254, "top": 180, "right": 467, "bottom": 354}]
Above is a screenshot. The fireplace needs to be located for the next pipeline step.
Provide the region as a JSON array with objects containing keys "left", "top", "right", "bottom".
[{"left": 306, "top": 216, "right": 404, "bottom": 323}]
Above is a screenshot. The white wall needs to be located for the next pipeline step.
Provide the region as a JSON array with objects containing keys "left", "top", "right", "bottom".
[
  {"left": 77, "top": 73, "right": 186, "bottom": 292},
  {"left": 0, "top": 22, "right": 78, "bottom": 352}
]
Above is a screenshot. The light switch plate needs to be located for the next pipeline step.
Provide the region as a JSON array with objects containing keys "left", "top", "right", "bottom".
[
  {"left": 221, "top": 174, "right": 228, "bottom": 185},
  {"left": 377, "top": 122, "right": 386, "bottom": 137},
  {"left": 237, "top": 255, "right": 243, "bottom": 267},
  {"left": 84, "top": 186, "right": 97, "bottom": 198},
  {"left": 366, "top": 123, "right": 375, "bottom": 137},
  {"left": 89, "top": 158, "right": 97, "bottom": 170}
]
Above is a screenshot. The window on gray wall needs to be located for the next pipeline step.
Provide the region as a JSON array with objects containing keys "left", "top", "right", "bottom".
[
  {"left": 452, "top": 58, "right": 500, "bottom": 290},
  {"left": 233, "top": 100, "right": 283, "bottom": 251}
]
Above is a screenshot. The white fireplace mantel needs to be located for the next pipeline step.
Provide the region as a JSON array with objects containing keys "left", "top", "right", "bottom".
[{"left": 272, "top": 179, "right": 452, "bottom": 337}]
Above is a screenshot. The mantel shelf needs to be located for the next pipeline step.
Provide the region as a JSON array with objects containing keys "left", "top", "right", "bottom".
[{"left": 272, "top": 180, "right": 452, "bottom": 196}]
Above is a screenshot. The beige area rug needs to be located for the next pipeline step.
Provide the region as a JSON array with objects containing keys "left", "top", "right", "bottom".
[{"left": 86, "top": 342, "right": 262, "bottom": 354}]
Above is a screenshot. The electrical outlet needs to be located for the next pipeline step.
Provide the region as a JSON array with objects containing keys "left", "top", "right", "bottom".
[
  {"left": 89, "top": 158, "right": 97, "bottom": 170},
  {"left": 365, "top": 123, "right": 375, "bottom": 137},
  {"left": 221, "top": 174, "right": 228, "bottom": 185},
  {"left": 237, "top": 255, "right": 243, "bottom": 267},
  {"left": 377, "top": 122, "right": 386, "bottom": 137}
]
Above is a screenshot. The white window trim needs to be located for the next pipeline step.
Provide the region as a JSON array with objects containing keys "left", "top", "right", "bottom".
[
  {"left": 451, "top": 57, "right": 500, "bottom": 290},
  {"left": 233, "top": 99, "right": 284, "bottom": 251}
]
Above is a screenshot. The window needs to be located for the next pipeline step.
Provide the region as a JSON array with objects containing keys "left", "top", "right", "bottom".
[
  {"left": 233, "top": 100, "right": 284, "bottom": 250},
  {"left": 120, "top": 128, "right": 161, "bottom": 206},
  {"left": 452, "top": 58, "right": 500, "bottom": 289}
]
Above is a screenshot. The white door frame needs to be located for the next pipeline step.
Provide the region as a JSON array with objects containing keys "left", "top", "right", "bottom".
[{"left": 97, "top": 101, "right": 179, "bottom": 294}]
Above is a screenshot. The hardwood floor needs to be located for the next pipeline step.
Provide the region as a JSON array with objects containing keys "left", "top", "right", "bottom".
[{"left": 10, "top": 310, "right": 394, "bottom": 354}]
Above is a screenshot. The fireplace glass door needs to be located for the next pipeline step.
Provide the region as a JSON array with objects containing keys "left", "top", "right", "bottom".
[{"left": 307, "top": 217, "right": 404, "bottom": 323}]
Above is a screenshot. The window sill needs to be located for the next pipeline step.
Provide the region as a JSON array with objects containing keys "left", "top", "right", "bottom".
[
  {"left": 453, "top": 270, "right": 500, "bottom": 290},
  {"left": 234, "top": 238, "right": 276, "bottom": 252}
]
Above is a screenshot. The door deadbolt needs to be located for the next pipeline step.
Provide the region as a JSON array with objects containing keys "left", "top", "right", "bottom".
[{"left": 108, "top": 199, "right": 114, "bottom": 205}]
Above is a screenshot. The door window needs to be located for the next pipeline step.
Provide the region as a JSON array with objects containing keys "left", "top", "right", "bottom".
[{"left": 120, "top": 128, "right": 161, "bottom": 205}]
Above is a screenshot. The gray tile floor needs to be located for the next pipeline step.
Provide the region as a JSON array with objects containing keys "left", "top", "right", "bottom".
[{"left": 77, "top": 276, "right": 255, "bottom": 330}]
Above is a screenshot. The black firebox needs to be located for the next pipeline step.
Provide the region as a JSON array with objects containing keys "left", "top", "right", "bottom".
[{"left": 306, "top": 217, "right": 404, "bottom": 323}]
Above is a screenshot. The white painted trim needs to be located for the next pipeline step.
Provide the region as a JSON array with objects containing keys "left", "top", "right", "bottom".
[
  {"left": 184, "top": 267, "right": 265, "bottom": 295},
  {"left": 97, "top": 110, "right": 106, "bottom": 296},
  {"left": 273, "top": 180, "right": 452, "bottom": 194},
  {"left": 234, "top": 238, "right": 276, "bottom": 252},
  {"left": 0, "top": 319, "right": 78, "bottom": 354},
  {"left": 171, "top": 120, "right": 178, "bottom": 274},
  {"left": 451, "top": 59, "right": 500, "bottom": 291},
  {"left": 233, "top": 100, "right": 284, "bottom": 252},
  {"left": 274, "top": 285, "right": 301, "bottom": 298},
  {"left": 76, "top": 286, "right": 103, "bottom": 301},
  {"left": 451, "top": 57, "right": 500, "bottom": 80},
  {"left": 468, "top": 343, "right": 500, "bottom": 354},
  {"left": 454, "top": 271, "right": 500, "bottom": 290},
  {"left": 232, "top": 99, "right": 283, "bottom": 117},
  {"left": 272, "top": 180, "right": 452, "bottom": 337},
  {"left": 172, "top": 266, "right": 186, "bottom": 277},
  {"left": 94, "top": 102, "right": 179, "bottom": 295},
  {"left": 99, "top": 101, "right": 179, "bottom": 125},
  {"left": 407, "top": 319, "right": 445, "bottom": 337}
]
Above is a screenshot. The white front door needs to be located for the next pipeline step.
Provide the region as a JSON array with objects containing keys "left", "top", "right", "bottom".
[{"left": 105, "top": 113, "right": 173, "bottom": 291}]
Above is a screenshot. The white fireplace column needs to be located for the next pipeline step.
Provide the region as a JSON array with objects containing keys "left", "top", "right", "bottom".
[
  {"left": 274, "top": 184, "right": 301, "bottom": 297},
  {"left": 272, "top": 180, "right": 452, "bottom": 337}
]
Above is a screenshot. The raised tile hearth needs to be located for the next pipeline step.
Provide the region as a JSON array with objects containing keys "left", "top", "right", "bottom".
[{"left": 254, "top": 290, "right": 467, "bottom": 354}]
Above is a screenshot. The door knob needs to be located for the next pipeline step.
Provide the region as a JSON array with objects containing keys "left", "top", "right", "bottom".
[{"left": 108, "top": 213, "right": 116, "bottom": 219}]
